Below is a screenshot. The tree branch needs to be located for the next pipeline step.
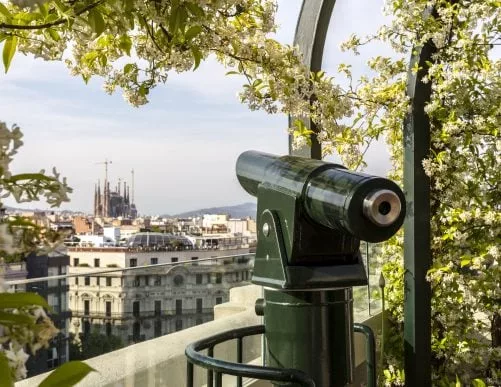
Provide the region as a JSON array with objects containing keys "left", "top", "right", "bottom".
[{"left": 0, "top": 0, "right": 105, "bottom": 30}]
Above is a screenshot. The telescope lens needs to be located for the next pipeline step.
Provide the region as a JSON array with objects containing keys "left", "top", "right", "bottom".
[
  {"left": 363, "top": 190, "right": 401, "bottom": 227},
  {"left": 378, "top": 201, "right": 391, "bottom": 216}
]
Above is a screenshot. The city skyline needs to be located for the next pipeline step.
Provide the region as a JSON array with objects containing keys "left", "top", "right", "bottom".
[{"left": 0, "top": 0, "right": 392, "bottom": 215}]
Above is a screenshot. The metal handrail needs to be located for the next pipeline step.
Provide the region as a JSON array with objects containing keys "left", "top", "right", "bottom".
[
  {"left": 4, "top": 253, "right": 254, "bottom": 286},
  {"left": 185, "top": 324, "right": 315, "bottom": 387},
  {"left": 186, "top": 324, "right": 376, "bottom": 387}
]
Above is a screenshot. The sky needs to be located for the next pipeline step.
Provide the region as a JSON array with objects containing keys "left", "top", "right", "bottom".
[{"left": 0, "top": 0, "right": 392, "bottom": 215}]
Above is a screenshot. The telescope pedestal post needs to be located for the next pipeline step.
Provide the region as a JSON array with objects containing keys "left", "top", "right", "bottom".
[{"left": 263, "top": 288, "right": 354, "bottom": 387}]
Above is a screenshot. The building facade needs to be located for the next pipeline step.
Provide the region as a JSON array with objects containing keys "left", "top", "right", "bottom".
[{"left": 67, "top": 235, "right": 253, "bottom": 345}]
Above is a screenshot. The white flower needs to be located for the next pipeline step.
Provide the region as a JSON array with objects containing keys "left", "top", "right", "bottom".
[{"left": 4, "top": 344, "right": 29, "bottom": 380}]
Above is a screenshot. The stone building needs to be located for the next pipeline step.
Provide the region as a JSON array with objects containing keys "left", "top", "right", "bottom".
[{"left": 67, "top": 233, "right": 253, "bottom": 345}]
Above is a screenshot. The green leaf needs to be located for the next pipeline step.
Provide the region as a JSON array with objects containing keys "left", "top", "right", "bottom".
[
  {"left": 123, "top": 63, "right": 135, "bottom": 74},
  {"left": 44, "top": 29, "right": 61, "bottom": 42},
  {"left": 124, "top": 0, "right": 134, "bottom": 12},
  {"left": 0, "top": 292, "right": 49, "bottom": 310},
  {"left": 185, "top": 2, "right": 204, "bottom": 17},
  {"left": 88, "top": 9, "right": 105, "bottom": 36},
  {"left": 39, "top": 361, "right": 96, "bottom": 387},
  {"left": 2, "top": 36, "right": 17, "bottom": 74},
  {"left": 0, "top": 310, "right": 35, "bottom": 326},
  {"left": 0, "top": 3, "right": 11, "bottom": 19},
  {"left": 118, "top": 35, "right": 132, "bottom": 56},
  {"left": 184, "top": 25, "right": 202, "bottom": 42},
  {"left": 472, "top": 380, "right": 486, "bottom": 387},
  {"left": 168, "top": 6, "right": 179, "bottom": 34},
  {"left": 191, "top": 46, "right": 202, "bottom": 70},
  {"left": 0, "top": 352, "right": 13, "bottom": 387}
]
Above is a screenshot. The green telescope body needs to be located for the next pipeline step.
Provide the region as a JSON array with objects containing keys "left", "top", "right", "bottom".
[
  {"left": 236, "top": 150, "right": 405, "bottom": 386},
  {"left": 237, "top": 150, "right": 405, "bottom": 243}
]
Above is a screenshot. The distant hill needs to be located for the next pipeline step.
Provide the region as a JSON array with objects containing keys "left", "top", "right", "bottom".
[{"left": 170, "top": 202, "right": 257, "bottom": 219}]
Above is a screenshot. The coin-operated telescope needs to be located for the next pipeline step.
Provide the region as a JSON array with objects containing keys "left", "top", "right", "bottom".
[{"left": 236, "top": 151, "right": 405, "bottom": 386}]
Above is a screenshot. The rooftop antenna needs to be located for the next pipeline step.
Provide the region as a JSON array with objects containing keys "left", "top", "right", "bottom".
[{"left": 95, "top": 159, "right": 112, "bottom": 182}]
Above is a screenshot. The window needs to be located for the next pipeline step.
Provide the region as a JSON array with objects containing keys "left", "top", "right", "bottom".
[
  {"left": 84, "top": 300, "right": 90, "bottom": 315},
  {"left": 83, "top": 320, "right": 90, "bottom": 336},
  {"left": 196, "top": 274, "right": 203, "bottom": 285},
  {"left": 144, "top": 275, "right": 150, "bottom": 286},
  {"left": 133, "top": 322, "right": 140, "bottom": 342},
  {"left": 207, "top": 274, "right": 211, "bottom": 284},
  {"left": 175, "top": 300, "right": 182, "bottom": 315},
  {"left": 106, "top": 323, "right": 112, "bottom": 337},
  {"left": 133, "top": 301, "right": 140, "bottom": 318},
  {"left": 171, "top": 257, "right": 178, "bottom": 263},
  {"left": 106, "top": 301, "right": 111, "bottom": 317},
  {"left": 236, "top": 272, "right": 240, "bottom": 281},
  {"left": 106, "top": 277, "right": 112, "bottom": 287},
  {"left": 94, "top": 258, "right": 100, "bottom": 267},
  {"left": 75, "top": 277, "right": 79, "bottom": 285},
  {"left": 73, "top": 258, "right": 79, "bottom": 266},
  {"left": 154, "top": 276, "right": 161, "bottom": 286},
  {"left": 155, "top": 300, "right": 161, "bottom": 316},
  {"left": 130, "top": 258, "right": 137, "bottom": 267},
  {"left": 47, "top": 346, "right": 58, "bottom": 369},
  {"left": 133, "top": 276, "right": 140, "bottom": 287},
  {"left": 175, "top": 319, "right": 183, "bottom": 331},
  {"left": 84, "top": 277, "right": 90, "bottom": 286},
  {"left": 216, "top": 297, "right": 222, "bottom": 305},
  {"left": 216, "top": 273, "right": 222, "bottom": 284},
  {"left": 96, "top": 277, "right": 100, "bottom": 286},
  {"left": 154, "top": 320, "right": 162, "bottom": 338},
  {"left": 151, "top": 257, "right": 158, "bottom": 265},
  {"left": 173, "top": 275, "right": 184, "bottom": 286},
  {"left": 196, "top": 299, "right": 203, "bottom": 313}
]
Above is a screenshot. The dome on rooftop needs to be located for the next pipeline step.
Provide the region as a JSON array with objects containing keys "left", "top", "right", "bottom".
[{"left": 127, "top": 232, "right": 193, "bottom": 248}]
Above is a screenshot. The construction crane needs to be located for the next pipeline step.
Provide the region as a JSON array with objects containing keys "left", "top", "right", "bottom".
[
  {"left": 131, "top": 168, "right": 135, "bottom": 204},
  {"left": 95, "top": 159, "right": 112, "bottom": 182}
]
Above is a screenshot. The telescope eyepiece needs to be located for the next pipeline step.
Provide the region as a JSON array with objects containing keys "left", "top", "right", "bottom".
[{"left": 363, "top": 189, "right": 401, "bottom": 227}]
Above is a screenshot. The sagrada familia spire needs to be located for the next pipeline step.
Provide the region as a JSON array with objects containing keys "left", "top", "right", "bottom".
[{"left": 94, "top": 175, "right": 137, "bottom": 218}]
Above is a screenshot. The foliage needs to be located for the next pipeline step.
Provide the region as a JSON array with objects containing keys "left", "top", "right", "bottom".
[
  {"left": 0, "top": 0, "right": 500, "bottom": 385},
  {"left": 338, "top": 1, "right": 501, "bottom": 385},
  {"left": 69, "top": 330, "right": 123, "bottom": 360},
  {"left": 38, "top": 361, "right": 96, "bottom": 387},
  {"left": 0, "top": 120, "right": 91, "bottom": 385}
]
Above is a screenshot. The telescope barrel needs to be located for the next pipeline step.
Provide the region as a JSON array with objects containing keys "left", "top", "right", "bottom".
[{"left": 236, "top": 150, "right": 405, "bottom": 243}]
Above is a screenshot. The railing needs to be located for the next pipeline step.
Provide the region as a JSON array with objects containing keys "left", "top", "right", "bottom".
[
  {"left": 185, "top": 323, "right": 376, "bottom": 387},
  {"left": 5, "top": 253, "right": 255, "bottom": 286},
  {"left": 186, "top": 325, "right": 315, "bottom": 387}
]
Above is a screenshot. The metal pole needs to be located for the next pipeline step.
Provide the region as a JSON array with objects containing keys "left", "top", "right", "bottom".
[
  {"left": 264, "top": 289, "right": 354, "bottom": 386},
  {"left": 403, "top": 14, "right": 436, "bottom": 385}
]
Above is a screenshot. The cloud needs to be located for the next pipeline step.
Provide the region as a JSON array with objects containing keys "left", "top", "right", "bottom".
[{"left": 0, "top": 0, "right": 393, "bottom": 214}]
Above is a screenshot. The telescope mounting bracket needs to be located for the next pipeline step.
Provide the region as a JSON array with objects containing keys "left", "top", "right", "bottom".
[{"left": 253, "top": 183, "right": 368, "bottom": 290}]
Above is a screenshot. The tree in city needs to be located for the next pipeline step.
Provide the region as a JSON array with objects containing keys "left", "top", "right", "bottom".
[
  {"left": 69, "top": 330, "right": 123, "bottom": 360},
  {"left": 0, "top": 0, "right": 500, "bottom": 385}
]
